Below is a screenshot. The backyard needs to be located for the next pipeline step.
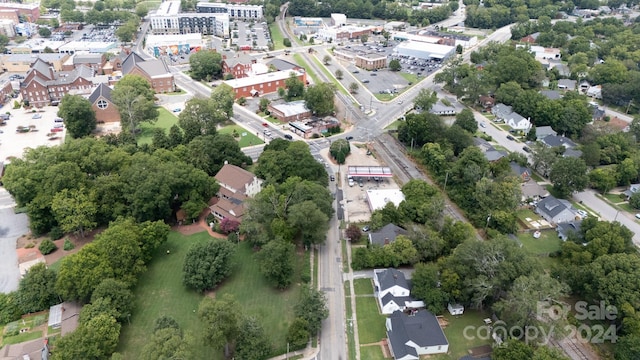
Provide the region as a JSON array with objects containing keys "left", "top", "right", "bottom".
[
  {"left": 218, "top": 124, "right": 264, "bottom": 148},
  {"left": 136, "top": 107, "right": 178, "bottom": 145},
  {"left": 118, "top": 231, "right": 307, "bottom": 359},
  {"left": 1, "top": 314, "right": 48, "bottom": 347},
  {"left": 431, "top": 310, "right": 493, "bottom": 360}
]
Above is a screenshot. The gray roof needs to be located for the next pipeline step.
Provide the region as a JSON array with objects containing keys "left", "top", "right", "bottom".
[
  {"left": 377, "top": 268, "right": 409, "bottom": 292},
  {"left": 381, "top": 292, "right": 414, "bottom": 307},
  {"left": 88, "top": 83, "right": 113, "bottom": 104},
  {"left": 484, "top": 149, "right": 508, "bottom": 162},
  {"left": 74, "top": 53, "right": 104, "bottom": 64},
  {"left": 4, "top": 53, "right": 67, "bottom": 63},
  {"left": 121, "top": 51, "right": 146, "bottom": 75},
  {"left": 138, "top": 58, "right": 170, "bottom": 77},
  {"left": 563, "top": 148, "right": 583, "bottom": 158},
  {"left": 369, "top": 223, "right": 408, "bottom": 246},
  {"left": 592, "top": 106, "right": 605, "bottom": 119},
  {"left": 268, "top": 58, "right": 300, "bottom": 71},
  {"left": 558, "top": 79, "right": 577, "bottom": 90},
  {"left": 557, "top": 220, "right": 582, "bottom": 239},
  {"left": 536, "top": 196, "right": 571, "bottom": 219},
  {"left": 541, "top": 90, "right": 562, "bottom": 100},
  {"left": 522, "top": 179, "right": 549, "bottom": 199},
  {"left": 492, "top": 103, "right": 513, "bottom": 118},
  {"left": 624, "top": 183, "right": 640, "bottom": 198},
  {"left": 536, "top": 126, "right": 557, "bottom": 139},
  {"left": 509, "top": 162, "right": 530, "bottom": 177},
  {"left": 224, "top": 53, "right": 255, "bottom": 67},
  {"left": 542, "top": 135, "right": 577, "bottom": 148},
  {"left": 429, "top": 102, "right": 457, "bottom": 114},
  {"left": 31, "top": 58, "right": 54, "bottom": 80},
  {"left": 387, "top": 310, "right": 448, "bottom": 358}
]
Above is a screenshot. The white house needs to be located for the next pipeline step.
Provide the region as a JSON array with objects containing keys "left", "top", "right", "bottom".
[
  {"left": 535, "top": 196, "right": 578, "bottom": 224},
  {"left": 374, "top": 268, "right": 425, "bottom": 315},
  {"left": 586, "top": 85, "right": 602, "bottom": 99},
  {"left": 505, "top": 113, "right": 531, "bottom": 132},
  {"left": 386, "top": 309, "right": 449, "bottom": 360}
]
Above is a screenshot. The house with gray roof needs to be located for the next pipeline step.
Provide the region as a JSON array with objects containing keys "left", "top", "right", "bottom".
[
  {"left": 557, "top": 79, "right": 577, "bottom": 91},
  {"left": 491, "top": 103, "right": 513, "bottom": 121},
  {"left": 536, "top": 195, "right": 578, "bottom": 224},
  {"left": 373, "top": 268, "right": 425, "bottom": 314},
  {"left": 492, "top": 103, "right": 530, "bottom": 131},
  {"left": 541, "top": 135, "right": 577, "bottom": 149},
  {"left": 540, "top": 90, "right": 562, "bottom": 100},
  {"left": 386, "top": 309, "right": 449, "bottom": 359},
  {"left": 369, "top": 223, "right": 408, "bottom": 246},
  {"left": 509, "top": 162, "right": 531, "bottom": 182},
  {"left": 521, "top": 179, "right": 549, "bottom": 201},
  {"left": 429, "top": 102, "right": 458, "bottom": 116},
  {"left": 535, "top": 126, "right": 557, "bottom": 140},
  {"left": 120, "top": 51, "right": 174, "bottom": 93},
  {"left": 623, "top": 183, "right": 640, "bottom": 200},
  {"left": 484, "top": 149, "right": 508, "bottom": 162},
  {"left": 557, "top": 220, "right": 582, "bottom": 241}
]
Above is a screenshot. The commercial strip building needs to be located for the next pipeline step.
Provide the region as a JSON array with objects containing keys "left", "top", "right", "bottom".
[
  {"left": 366, "top": 189, "right": 405, "bottom": 212},
  {"left": 267, "top": 100, "right": 311, "bottom": 122},
  {"left": 146, "top": 33, "right": 205, "bottom": 57},
  {"left": 393, "top": 41, "right": 455, "bottom": 61},
  {"left": 0, "top": 2, "right": 39, "bottom": 22},
  {"left": 196, "top": 1, "right": 264, "bottom": 19},
  {"left": 333, "top": 48, "right": 387, "bottom": 70},
  {"left": 223, "top": 69, "right": 306, "bottom": 99}
]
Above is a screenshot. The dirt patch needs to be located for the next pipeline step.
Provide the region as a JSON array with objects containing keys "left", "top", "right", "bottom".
[
  {"left": 437, "top": 316, "right": 449, "bottom": 328},
  {"left": 15, "top": 228, "right": 103, "bottom": 266}
]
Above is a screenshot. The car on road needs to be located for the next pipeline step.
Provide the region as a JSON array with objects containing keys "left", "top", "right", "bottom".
[
  {"left": 636, "top": 213, "right": 640, "bottom": 219},
  {"left": 330, "top": 175, "right": 335, "bottom": 181},
  {"left": 352, "top": 70, "right": 359, "bottom": 73},
  {"left": 577, "top": 210, "right": 588, "bottom": 218},
  {"left": 263, "top": 130, "right": 272, "bottom": 137},
  {"left": 172, "top": 108, "right": 181, "bottom": 113},
  {"left": 362, "top": 225, "right": 370, "bottom": 232},
  {"left": 371, "top": 73, "right": 377, "bottom": 76},
  {"left": 54, "top": 118, "right": 64, "bottom": 123},
  {"left": 523, "top": 146, "right": 531, "bottom": 153},
  {"left": 284, "top": 134, "right": 293, "bottom": 140},
  {"left": 363, "top": 79, "right": 370, "bottom": 83},
  {"left": 397, "top": 100, "right": 403, "bottom": 105},
  {"left": 262, "top": 122, "right": 269, "bottom": 127},
  {"left": 506, "top": 135, "right": 515, "bottom": 141},
  {"left": 53, "top": 124, "right": 64, "bottom": 129},
  {"left": 346, "top": 136, "right": 354, "bottom": 140},
  {"left": 32, "top": 114, "right": 42, "bottom": 119},
  {"left": 480, "top": 122, "right": 486, "bottom": 128}
]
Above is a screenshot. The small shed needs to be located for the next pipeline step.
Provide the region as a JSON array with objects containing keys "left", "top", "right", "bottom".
[
  {"left": 448, "top": 303, "right": 464, "bottom": 316},
  {"left": 48, "top": 304, "right": 63, "bottom": 329}
]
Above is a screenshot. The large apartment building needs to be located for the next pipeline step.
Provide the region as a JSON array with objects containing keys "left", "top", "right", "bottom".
[
  {"left": 196, "top": 2, "right": 263, "bottom": 19},
  {"left": 149, "top": 1, "right": 230, "bottom": 37}
]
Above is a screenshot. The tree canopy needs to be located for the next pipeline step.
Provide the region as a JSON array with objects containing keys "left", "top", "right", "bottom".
[
  {"left": 57, "top": 94, "right": 97, "bottom": 138},
  {"left": 189, "top": 50, "right": 222, "bottom": 81},
  {"left": 183, "top": 239, "right": 236, "bottom": 292}
]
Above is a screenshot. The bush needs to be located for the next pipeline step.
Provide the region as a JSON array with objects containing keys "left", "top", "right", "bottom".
[
  {"left": 49, "top": 226, "right": 63, "bottom": 240},
  {"left": 25, "top": 242, "right": 35, "bottom": 249},
  {"left": 39, "top": 239, "right": 57, "bottom": 255},
  {"left": 227, "top": 232, "right": 238, "bottom": 243},
  {"left": 63, "top": 238, "right": 75, "bottom": 251}
]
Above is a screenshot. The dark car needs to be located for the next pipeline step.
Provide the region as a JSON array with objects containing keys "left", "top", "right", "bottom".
[
  {"left": 346, "top": 136, "right": 354, "bottom": 140},
  {"left": 523, "top": 146, "right": 531, "bottom": 153},
  {"left": 284, "top": 134, "right": 293, "bottom": 140},
  {"left": 507, "top": 135, "right": 515, "bottom": 141}
]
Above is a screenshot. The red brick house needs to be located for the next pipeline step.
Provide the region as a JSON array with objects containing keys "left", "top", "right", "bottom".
[
  {"left": 222, "top": 53, "right": 256, "bottom": 79},
  {"left": 88, "top": 83, "right": 121, "bottom": 124},
  {"left": 224, "top": 69, "right": 306, "bottom": 99},
  {"left": 267, "top": 100, "right": 311, "bottom": 122},
  {"left": 20, "top": 58, "right": 94, "bottom": 108},
  {"left": 120, "top": 52, "right": 175, "bottom": 93}
]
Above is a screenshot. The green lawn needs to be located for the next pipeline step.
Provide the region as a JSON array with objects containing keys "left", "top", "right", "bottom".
[
  {"left": 518, "top": 230, "right": 561, "bottom": 255},
  {"left": 386, "top": 120, "right": 403, "bottom": 130},
  {"left": 345, "top": 289, "right": 357, "bottom": 360},
  {"left": 430, "top": 310, "right": 492, "bottom": 360},
  {"left": 2, "top": 330, "right": 43, "bottom": 346},
  {"left": 603, "top": 192, "right": 625, "bottom": 204},
  {"left": 355, "top": 296, "right": 386, "bottom": 344},
  {"left": 516, "top": 208, "right": 542, "bottom": 223},
  {"left": 218, "top": 124, "right": 264, "bottom": 147},
  {"left": 137, "top": 108, "right": 179, "bottom": 145},
  {"left": 530, "top": 171, "right": 545, "bottom": 182},
  {"left": 309, "top": 55, "right": 351, "bottom": 98},
  {"left": 269, "top": 23, "right": 285, "bottom": 50},
  {"left": 360, "top": 345, "right": 387, "bottom": 360},
  {"left": 292, "top": 54, "right": 320, "bottom": 85},
  {"left": 119, "top": 231, "right": 306, "bottom": 359},
  {"left": 399, "top": 72, "right": 419, "bottom": 84},
  {"left": 354, "top": 278, "right": 373, "bottom": 296}
]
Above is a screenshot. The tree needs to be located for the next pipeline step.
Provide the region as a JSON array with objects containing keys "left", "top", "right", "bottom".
[
  {"left": 492, "top": 340, "right": 534, "bottom": 360},
  {"left": 53, "top": 313, "right": 121, "bottom": 360},
  {"left": 589, "top": 168, "right": 617, "bottom": 194},
  {"left": 285, "top": 73, "right": 305, "bottom": 100},
  {"left": 349, "top": 82, "right": 359, "bottom": 94},
  {"left": 345, "top": 224, "right": 362, "bottom": 242},
  {"left": 334, "top": 69, "right": 343, "bottom": 79},
  {"left": 454, "top": 109, "right": 477, "bottom": 133},
  {"left": 198, "top": 294, "right": 240, "bottom": 358},
  {"left": 91, "top": 278, "right": 133, "bottom": 322},
  {"left": 184, "top": 134, "right": 252, "bottom": 176},
  {"left": 16, "top": 263, "right": 58, "bottom": 313},
  {"left": 178, "top": 98, "right": 225, "bottom": 142},
  {"left": 38, "top": 27, "right": 52, "bottom": 38},
  {"left": 0, "top": 34, "right": 8, "bottom": 54},
  {"left": 189, "top": 50, "right": 222, "bottom": 81},
  {"left": 283, "top": 38, "right": 291, "bottom": 47},
  {"left": 141, "top": 327, "right": 194, "bottom": 360},
  {"left": 51, "top": 188, "right": 97, "bottom": 238},
  {"left": 329, "top": 138, "right": 350, "bottom": 164},
  {"left": 389, "top": 59, "right": 401, "bottom": 71},
  {"left": 294, "top": 285, "right": 328, "bottom": 336},
  {"left": 111, "top": 75, "right": 158, "bottom": 135},
  {"left": 411, "top": 262, "right": 449, "bottom": 314},
  {"left": 259, "top": 98, "right": 271, "bottom": 112},
  {"left": 616, "top": 158, "right": 638, "bottom": 186},
  {"left": 0, "top": 292, "right": 21, "bottom": 325},
  {"left": 256, "top": 239, "right": 295, "bottom": 289},
  {"left": 115, "top": 19, "right": 138, "bottom": 43},
  {"left": 549, "top": 157, "right": 588, "bottom": 198},
  {"left": 360, "top": 34, "right": 368, "bottom": 43},
  {"left": 286, "top": 317, "right": 310, "bottom": 350},
  {"left": 183, "top": 239, "right": 236, "bottom": 292},
  {"left": 234, "top": 316, "right": 271, "bottom": 360},
  {"left": 304, "top": 83, "right": 335, "bottom": 116},
  {"left": 414, "top": 89, "right": 438, "bottom": 111},
  {"left": 219, "top": 217, "right": 240, "bottom": 234},
  {"left": 616, "top": 334, "right": 640, "bottom": 360},
  {"left": 57, "top": 94, "right": 97, "bottom": 138},
  {"left": 135, "top": 3, "right": 148, "bottom": 17},
  {"left": 322, "top": 55, "right": 331, "bottom": 65},
  {"left": 288, "top": 201, "right": 329, "bottom": 246}
]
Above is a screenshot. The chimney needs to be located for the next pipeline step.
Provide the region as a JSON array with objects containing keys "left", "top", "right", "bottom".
[
  {"left": 384, "top": 238, "right": 389, "bottom": 245},
  {"left": 224, "top": 160, "right": 229, "bottom": 165}
]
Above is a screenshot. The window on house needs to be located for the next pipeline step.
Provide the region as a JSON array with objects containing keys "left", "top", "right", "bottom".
[{"left": 97, "top": 99, "right": 108, "bottom": 109}]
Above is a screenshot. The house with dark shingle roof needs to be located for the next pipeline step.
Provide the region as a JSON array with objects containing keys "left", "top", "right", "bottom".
[
  {"left": 557, "top": 79, "right": 577, "bottom": 91},
  {"left": 509, "top": 162, "right": 531, "bottom": 182},
  {"left": 535, "top": 126, "right": 557, "bottom": 140},
  {"left": 120, "top": 51, "right": 175, "bottom": 93},
  {"left": 540, "top": 90, "right": 562, "bottom": 100},
  {"left": 369, "top": 223, "right": 408, "bottom": 246},
  {"left": 88, "top": 83, "right": 120, "bottom": 123},
  {"left": 386, "top": 309, "right": 449, "bottom": 359},
  {"left": 373, "top": 268, "right": 425, "bottom": 314},
  {"left": 536, "top": 195, "right": 578, "bottom": 224},
  {"left": 209, "top": 163, "right": 262, "bottom": 223},
  {"left": 557, "top": 220, "right": 582, "bottom": 241}
]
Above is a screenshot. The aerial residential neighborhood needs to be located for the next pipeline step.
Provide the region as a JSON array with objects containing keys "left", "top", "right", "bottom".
[{"left": 0, "top": 0, "right": 640, "bottom": 359}]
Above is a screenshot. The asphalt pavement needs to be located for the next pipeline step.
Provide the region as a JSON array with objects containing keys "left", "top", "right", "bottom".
[{"left": 0, "top": 187, "right": 28, "bottom": 294}]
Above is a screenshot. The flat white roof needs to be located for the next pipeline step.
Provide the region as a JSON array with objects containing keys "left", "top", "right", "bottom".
[
  {"left": 348, "top": 165, "right": 393, "bottom": 177},
  {"left": 224, "top": 69, "right": 303, "bottom": 89},
  {"left": 146, "top": 33, "right": 203, "bottom": 46},
  {"left": 157, "top": 0, "right": 181, "bottom": 16},
  {"left": 395, "top": 41, "right": 454, "bottom": 57},
  {"left": 366, "top": 189, "right": 405, "bottom": 211},
  {"left": 58, "top": 41, "right": 117, "bottom": 52},
  {"left": 48, "top": 304, "right": 63, "bottom": 328},
  {"left": 271, "top": 100, "right": 308, "bottom": 117}
]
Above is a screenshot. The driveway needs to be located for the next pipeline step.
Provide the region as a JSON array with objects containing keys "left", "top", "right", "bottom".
[{"left": 0, "top": 187, "right": 28, "bottom": 293}]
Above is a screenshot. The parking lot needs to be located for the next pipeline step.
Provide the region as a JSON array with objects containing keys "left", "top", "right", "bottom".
[
  {"left": 233, "top": 21, "right": 271, "bottom": 50},
  {"left": 0, "top": 105, "right": 66, "bottom": 161},
  {"left": 350, "top": 68, "right": 412, "bottom": 96}
]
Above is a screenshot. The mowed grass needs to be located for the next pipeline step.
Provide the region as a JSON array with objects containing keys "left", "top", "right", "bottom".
[
  {"left": 518, "top": 230, "right": 562, "bottom": 255},
  {"left": 118, "top": 231, "right": 305, "bottom": 359},
  {"left": 269, "top": 23, "right": 285, "bottom": 50},
  {"left": 360, "top": 345, "right": 387, "bottom": 360},
  {"left": 431, "top": 310, "right": 492, "bottom": 360},
  {"left": 354, "top": 278, "right": 373, "bottom": 296},
  {"left": 355, "top": 296, "right": 386, "bottom": 344},
  {"left": 218, "top": 124, "right": 264, "bottom": 147},
  {"left": 137, "top": 107, "right": 179, "bottom": 145},
  {"left": 2, "top": 331, "right": 43, "bottom": 346}
]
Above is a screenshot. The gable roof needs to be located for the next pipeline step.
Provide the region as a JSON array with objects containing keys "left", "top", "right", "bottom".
[
  {"left": 558, "top": 79, "right": 577, "bottom": 89},
  {"left": 215, "top": 163, "right": 256, "bottom": 194},
  {"left": 542, "top": 135, "right": 576, "bottom": 148},
  {"left": 484, "top": 149, "right": 508, "bottom": 162},
  {"left": 31, "top": 58, "right": 55, "bottom": 80},
  {"left": 522, "top": 179, "right": 549, "bottom": 199},
  {"left": 88, "top": 83, "right": 113, "bottom": 104},
  {"left": 492, "top": 103, "right": 513, "bottom": 118},
  {"left": 540, "top": 90, "right": 561, "bottom": 100},
  {"left": 557, "top": 220, "right": 582, "bottom": 239},
  {"left": 224, "top": 53, "right": 255, "bottom": 67},
  {"left": 369, "top": 223, "right": 408, "bottom": 246},
  {"left": 509, "top": 162, "right": 529, "bottom": 177},
  {"left": 536, "top": 196, "right": 572, "bottom": 219},
  {"left": 121, "top": 51, "right": 146, "bottom": 74},
  {"left": 376, "top": 268, "right": 409, "bottom": 292},
  {"left": 387, "top": 310, "right": 448, "bottom": 357},
  {"left": 535, "top": 126, "right": 557, "bottom": 139},
  {"left": 267, "top": 58, "right": 300, "bottom": 71}
]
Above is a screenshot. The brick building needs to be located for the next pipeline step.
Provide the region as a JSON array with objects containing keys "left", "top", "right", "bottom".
[
  {"left": 224, "top": 69, "right": 306, "bottom": 99},
  {"left": 62, "top": 53, "right": 106, "bottom": 73},
  {"left": 120, "top": 52, "right": 175, "bottom": 93},
  {"left": 1, "top": 53, "right": 70, "bottom": 72},
  {"left": 267, "top": 100, "right": 311, "bottom": 122},
  {"left": 20, "top": 59, "right": 94, "bottom": 108},
  {"left": 0, "top": 80, "right": 14, "bottom": 107},
  {"left": 88, "top": 83, "right": 121, "bottom": 124},
  {"left": 0, "top": 3, "right": 39, "bottom": 22},
  {"left": 355, "top": 53, "right": 387, "bottom": 70},
  {"left": 221, "top": 53, "right": 257, "bottom": 78}
]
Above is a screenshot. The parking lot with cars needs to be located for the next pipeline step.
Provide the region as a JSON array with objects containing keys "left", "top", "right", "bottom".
[
  {"left": 233, "top": 21, "right": 271, "bottom": 50},
  {"left": 0, "top": 105, "right": 66, "bottom": 161}
]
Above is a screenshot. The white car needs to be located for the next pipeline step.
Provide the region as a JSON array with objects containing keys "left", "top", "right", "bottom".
[
  {"left": 577, "top": 210, "right": 587, "bottom": 218},
  {"left": 480, "top": 122, "right": 486, "bottom": 128},
  {"left": 635, "top": 214, "right": 640, "bottom": 219}
]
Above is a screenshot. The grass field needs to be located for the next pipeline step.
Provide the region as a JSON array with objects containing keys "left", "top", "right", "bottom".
[
  {"left": 386, "top": 120, "right": 403, "bottom": 130},
  {"left": 309, "top": 55, "right": 352, "bottom": 98},
  {"left": 269, "top": 23, "right": 285, "bottom": 50},
  {"left": 431, "top": 310, "right": 492, "bottom": 360},
  {"left": 355, "top": 296, "right": 386, "bottom": 345},
  {"left": 399, "top": 72, "right": 419, "bottom": 84},
  {"left": 119, "top": 231, "right": 306, "bottom": 359},
  {"left": 360, "top": 344, "right": 387, "bottom": 360},
  {"left": 137, "top": 108, "right": 179, "bottom": 145},
  {"left": 218, "top": 124, "right": 264, "bottom": 147},
  {"left": 354, "top": 278, "right": 373, "bottom": 296},
  {"left": 292, "top": 54, "right": 320, "bottom": 85},
  {"left": 518, "top": 230, "right": 561, "bottom": 255}
]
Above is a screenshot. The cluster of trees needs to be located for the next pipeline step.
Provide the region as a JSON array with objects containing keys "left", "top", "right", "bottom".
[
  {"left": 352, "top": 180, "right": 476, "bottom": 269},
  {"left": 329, "top": 138, "right": 351, "bottom": 164},
  {"left": 189, "top": 50, "right": 223, "bottom": 81},
  {"left": 512, "top": 17, "right": 640, "bottom": 111},
  {"left": 288, "top": 0, "right": 455, "bottom": 26},
  {"left": 183, "top": 239, "right": 236, "bottom": 292},
  {"left": 140, "top": 316, "right": 195, "bottom": 360},
  {"left": 463, "top": 0, "right": 572, "bottom": 29},
  {"left": 282, "top": 75, "right": 336, "bottom": 117}
]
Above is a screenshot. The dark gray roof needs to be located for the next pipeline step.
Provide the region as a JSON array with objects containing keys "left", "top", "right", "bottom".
[
  {"left": 387, "top": 310, "right": 448, "bottom": 358},
  {"left": 473, "top": 137, "right": 494, "bottom": 152},
  {"left": 122, "top": 51, "right": 170, "bottom": 78},
  {"left": 74, "top": 53, "right": 104, "bottom": 64},
  {"left": 542, "top": 135, "right": 577, "bottom": 148},
  {"left": 31, "top": 58, "right": 54, "bottom": 80},
  {"left": 484, "top": 150, "right": 507, "bottom": 162},
  {"left": 592, "top": 106, "right": 605, "bottom": 119},
  {"left": 121, "top": 51, "right": 146, "bottom": 75},
  {"left": 377, "top": 268, "right": 409, "bottom": 292},
  {"left": 536, "top": 126, "right": 557, "bottom": 139},
  {"left": 224, "top": 53, "right": 255, "bottom": 67},
  {"left": 369, "top": 223, "right": 408, "bottom": 246},
  {"left": 536, "top": 196, "right": 571, "bottom": 219},
  {"left": 541, "top": 90, "right": 561, "bottom": 100},
  {"left": 381, "top": 292, "right": 413, "bottom": 307},
  {"left": 563, "top": 148, "right": 583, "bottom": 158},
  {"left": 509, "top": 162, "right": 529, "bottom": 177},
  {"left": 557, "top": 220, "right": 582, "bottom": 239},
  {"left": 558, "top": 78, "right": 577, "bottom": 89},
  {"left": 267, "top": 58, "right": 300, "bottom": 71},
  {"left": 88, "top": 83, "right": 113, "bottom": 104},
  {"left": 492, "top": 103, "right": 513, "bottom": 118}
]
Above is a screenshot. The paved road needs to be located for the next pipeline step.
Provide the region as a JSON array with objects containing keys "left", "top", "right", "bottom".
[{"left": 0, "top": 187, "right": 28, "bottom": 294}]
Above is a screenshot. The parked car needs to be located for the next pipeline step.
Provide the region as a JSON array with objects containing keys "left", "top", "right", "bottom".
[
  {"left": 32, "top": 114, "right": 42, "bottom": 119},
  {"left": 346, "top": 136, "right": 354, "bottom": 140},
  {"left": 284, "top": 134, "right": 293, "bottom": 140},
  {"left": 523, "top": 146, "right": 531, "bottom": 153},
  {"left": 577, "top": 210, "right": 588, "bottom": 218},
  {"left": 54, "top": 118, "right": 64, "bottom": 123},
  {"left": 507, "top": 135, "right": 515, "bottom": 141},
  {"left": 480, "top": 122, "right": 486, "bottom": 128},
  {"left": 362, "top": 225, "right": 370, "bottom": 232},
  {"left": 363, "top": 79, "right": 370, "bottom": 83},
  {"left": 53, "top": 124, "right": 64, "bottom": 129},
  {"left": 636, "top": 213, "right": 640, "bottom": 219},
  {"left": 172, "top": 108, "right": 181, "bottom": 113},
  {"left": 330, "top": 175, "right": 335, "bottom": 181}
]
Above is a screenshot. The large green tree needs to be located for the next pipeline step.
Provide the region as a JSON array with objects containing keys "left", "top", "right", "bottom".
[
  {"left": 304, "top": 82, "right": 335, "bottom": 116},
  {"left": 549, "top": 157, "right": 588, "bottom": 198},
  {"left": 329, "top": 138, "right": 350, "bottom": 164},
  {"left": 198, "top": 294, "right": 240, "bottom": 358},
  {"left": 57, "top": 94, "right": 97, "bottom": 138},
  {"left": 111, "top": 75, "right": 158, "bottom": 135},
  {"left": 91, "top": 278, "right": 133, "bottom": 322},
  {"left": 294, "top": 285, "right": 328, "bottom": 336},
  {"left": 178, "top": 98, "right": 224, "bottom": 142},
  {"left": 51, "top": 188, "right": 97, "bottom": 238},
  {"left": 234, "top": 317, "right": 271, "bottom": 360},
  {"left": 256, "top": 239, "right": 295, "bottom": 289},
  {"left": 189, "top": 50, "right": 222, "bottom": 81},
  {"left": 183, "top": 239, "right": 236, "bottom": 292},
  {"left": 285, "top": 73, "right": 305, "bottom": 100},
  {"left": 16, "top": 263, "right": 58, "bottom": 314},
  {"left": 52, "top": 313, "right": 121, "bottom": 360},
  {"left": 453, "top": 108, "right": 477, "bottom": 133}
]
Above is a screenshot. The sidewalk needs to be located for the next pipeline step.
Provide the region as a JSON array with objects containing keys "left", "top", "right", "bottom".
[{"left": 267, "top": 344, "right": 319, "bottom": 360}]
